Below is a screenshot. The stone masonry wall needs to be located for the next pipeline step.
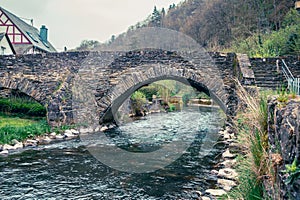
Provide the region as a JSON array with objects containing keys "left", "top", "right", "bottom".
[
  {"left": 268, "top": 97, "right": 300, "bottom": 199},
  {"left": 0, "top": 51, "right": 238, "bottom": 127}
]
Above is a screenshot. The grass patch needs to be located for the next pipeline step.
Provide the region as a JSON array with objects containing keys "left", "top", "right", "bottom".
[
  {"left": 0, "top": 94, "right": 78, "bottom": 144},
  {"left": 0, "top": 115, "right": 36, "bottom": 128},
  {"left": 0, "top": 115, "right": 78, "bottom": 145},
  {"left": 225, "top": 156, "right": 266, "bottom": 200},
  {"left": 0, "top": 120, "right": 51, "bottom": 145},
  {"left": 221, "top": 82, "right": 273, "bottom": 199},
  {"left": 0, "top": 95, "right": 50, "bottom": 144}
]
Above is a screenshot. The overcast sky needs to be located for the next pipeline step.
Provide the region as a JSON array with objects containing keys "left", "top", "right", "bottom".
[{"left": 1, "top": 0, "right": 183, "bottom": 51}]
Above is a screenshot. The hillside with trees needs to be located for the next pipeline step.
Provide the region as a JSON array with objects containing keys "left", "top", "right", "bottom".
[{"left": 77, "top": 0, "right": 300, "bottom": 57}]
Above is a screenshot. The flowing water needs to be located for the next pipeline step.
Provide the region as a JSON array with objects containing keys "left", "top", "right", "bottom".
[{"left": 0, "top": 106, "right": 226, "bottom": 200}]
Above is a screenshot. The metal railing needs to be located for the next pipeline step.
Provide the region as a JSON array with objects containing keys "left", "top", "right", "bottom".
[
  {"left": 277, "top": 59, "right": 295, "bottom": 81},
  {"left": 288, "top": 78, "right": 300, "bottom": 95},
  {"left": 277, "top": 59, "right": 299, "bottom": 95}
]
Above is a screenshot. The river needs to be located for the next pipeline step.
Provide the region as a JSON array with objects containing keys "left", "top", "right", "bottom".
[{"left": 0, "top": 106, "right": 225, "bottom": 199}]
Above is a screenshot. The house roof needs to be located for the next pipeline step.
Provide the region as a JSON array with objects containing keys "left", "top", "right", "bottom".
[
  {"left": 0, "top": 7, "right": 56, "bottom": 53},
  {"left": 0, "top": 32, "right": 16, "bottom": 54}
]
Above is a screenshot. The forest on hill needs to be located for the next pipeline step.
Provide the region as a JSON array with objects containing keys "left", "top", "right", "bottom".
[{"left": 77, "top": 0, "right": 300, "bottom": 57}]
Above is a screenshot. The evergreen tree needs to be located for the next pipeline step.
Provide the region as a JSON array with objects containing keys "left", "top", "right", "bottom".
[
  {"left": 108, "top": 35, "right": 115, "bottom": 44},
  {"left": 151, "top": 6, "right": 162, "bottom": 27}
]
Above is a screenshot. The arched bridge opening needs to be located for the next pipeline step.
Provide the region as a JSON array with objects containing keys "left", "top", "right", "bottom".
[
  {"left": 99, "top": 75, "right": 227, "bottom": 124},
  {"left": 81, "top": 56, "right": 234, "bottom": 126}
]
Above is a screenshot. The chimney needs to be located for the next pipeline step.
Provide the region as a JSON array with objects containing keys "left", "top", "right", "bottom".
[{"left": 40, "top": 25, "right": 48, "bottom": 42}]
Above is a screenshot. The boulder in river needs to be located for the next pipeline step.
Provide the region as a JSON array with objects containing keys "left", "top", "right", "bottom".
[
  {"left": 0, "top": 150, "right": 9, "bottom": 155},
  {"left": 100, "top": 126, "right": 108, "bottom": 132}
]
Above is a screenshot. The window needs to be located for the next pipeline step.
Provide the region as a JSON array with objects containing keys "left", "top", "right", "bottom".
[{"left": 26, "top": 32, "right": 38, "bottom": 43}]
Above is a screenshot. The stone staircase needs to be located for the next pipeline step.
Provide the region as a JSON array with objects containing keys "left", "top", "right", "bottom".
[
  {"left": 252, "top": 62, "right": 287, "bottom": 89},
  {"left": 251, "top": 58, "right": 300, "bottom": 90},
  {"left": 288, "top": 65, "right": 300, "bottom": 78}
]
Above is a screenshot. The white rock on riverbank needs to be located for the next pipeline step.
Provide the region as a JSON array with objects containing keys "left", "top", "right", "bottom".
[
  {"left": 220, "top": 159, "right": 237, "bottom": 168},
  {"left": 55, "top": 134, "right": 65, "bottom": 139},
  {"left": 217, "top": 179, "right": 237, "bottom": 191},
  {"left": 0, "top": 129, "right": 81, "bottom": 155},
  {"left": 64, "top": 130, "right": 77, "bottom": 138},
  {"left": 200, "top": 196, "right": 211, "bottom": 200},
  {"left": 222, "top": 149, "right": 236, "bottom": 159},
  {"left": 49, "top": 132, "right": 57, "bottom": 139},
  {"left": 24, "top": 139, "right": 38, "bottom": 147},
  {"left": 14, "top": 142, "right": 23, "bottom": 149},
  {"left": 205, "top": 189, "right": 227, "bottom": 196},
  {"left": 79, "top": 127, "right": 94, "bottom": 134},
  {"left": 3, "top": 144, "right": 16, "bottom": 151},
  {"left": 218, "top": 168, "right": 238, "bottom": 180},
  {"left": 70, "top": 129, "right": 80, "bottom": 135}
]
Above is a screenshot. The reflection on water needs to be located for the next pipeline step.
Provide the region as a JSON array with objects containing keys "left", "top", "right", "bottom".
[{"left": 0, "top": 106, "right": 225, "bottom": 199}]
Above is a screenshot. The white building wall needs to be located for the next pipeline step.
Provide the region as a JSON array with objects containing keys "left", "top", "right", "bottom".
[{"left": 0, "top": 36, "right": 14, "bottom": 55}]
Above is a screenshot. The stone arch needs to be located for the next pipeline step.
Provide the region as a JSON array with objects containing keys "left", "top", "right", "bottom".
[
  {"left": 97, "top": 63, "right": 229, "bottom": 124},
  {"left": 0, "top": 75, "right": 74, "bottom": 127},
  {"left": 0, "top": 76, "right": 48, "bottom": 105}
]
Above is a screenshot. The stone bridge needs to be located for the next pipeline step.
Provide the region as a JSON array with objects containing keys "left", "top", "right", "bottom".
[{"left": 0, "top": 50, "right": 239, "bottom": 127}]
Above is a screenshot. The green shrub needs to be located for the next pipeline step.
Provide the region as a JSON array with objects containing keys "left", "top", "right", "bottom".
[
  {"left": 138, "top": 86, "right": 158, "bottom": 101},
  {"left": 231, "top": 22, "right": 300, "bottom": 57},
  {"left": 168, "top": 103, "right": 176, "bottom": 112},
  {"left": 130, "top": 91, "right": 147, "bottom": 116}
]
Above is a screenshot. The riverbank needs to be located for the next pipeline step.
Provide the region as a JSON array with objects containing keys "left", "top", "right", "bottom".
[
  {"left": 198, "top": 125, "right": 239, "bottom": 199},
  {"left": 219, "top": 85, "right": 300, "bottom": 199},
  {"left": 0, "top": 128, "right": 80, "bottom": 155}
]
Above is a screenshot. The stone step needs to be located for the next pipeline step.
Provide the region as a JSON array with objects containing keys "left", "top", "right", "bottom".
[
  {"left": 253, "top": 75, "right": 281, "bottom": 78},
  {"left": 254, "top": 76, "right": 284, "bottom": 80},
  {"left": 255, "top": 83, "right": 286, "bottom": 89},
  {"left": 256, "top": 81, "right": 282, "bottom": 84},
  {"left": 255, "top": 80, "right": 286, "bottom": 85},
  {"left": 253, "top": 70, "right": 281, "bottom": 73},
  {"left": 255, "top": 82, "right": 286, "bottom": 87}
]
